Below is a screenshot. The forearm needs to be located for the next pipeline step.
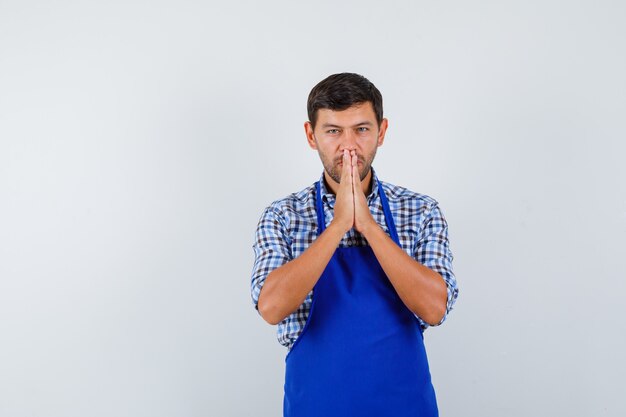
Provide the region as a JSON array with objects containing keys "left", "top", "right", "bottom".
[
  {"left": 361, "top": 222, "right": 447, "bottom": 325},
  {"left": 257, "top": 221, "right": 346, "bottom": 325}
]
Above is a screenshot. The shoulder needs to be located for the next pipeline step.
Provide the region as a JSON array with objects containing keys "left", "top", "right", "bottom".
[
  {"left": 256, "top": 182, "right": 317, "bottom": 226},
  {"left": 379, "top": 179, "right": 439, "bottom": 210}
]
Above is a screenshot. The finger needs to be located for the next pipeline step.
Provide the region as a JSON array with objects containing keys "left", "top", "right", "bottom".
[
  {"left": 350, "top": 150, "right": 356, "bottom": 192},
  {"left": 350, "top": 153, "right": 357, "bottom": 199},
  {"left": 351, "top": 152, "right": 360, "bottom": 188},
  {"left": 341, "top": 149, "right": 351, "bottom": 186},
  {"left": 341, "top": 149, "right": 349, "bottom": 178}
]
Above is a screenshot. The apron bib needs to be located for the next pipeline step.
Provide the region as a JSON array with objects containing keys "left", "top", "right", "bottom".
[{"left": 283, "top": 179, "right": 439, "bottom": 417}]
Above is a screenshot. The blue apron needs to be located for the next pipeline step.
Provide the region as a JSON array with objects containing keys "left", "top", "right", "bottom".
[{"left": 283, "top": 178, "right": 439, "bottom": 417}]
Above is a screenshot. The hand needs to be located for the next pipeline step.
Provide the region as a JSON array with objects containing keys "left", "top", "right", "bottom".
[
  {"left": 333, "top": 149, "right": 355, "bottom": 234},
  {"left": 350, "top": 150, "right": 377, "bottom": 234}
]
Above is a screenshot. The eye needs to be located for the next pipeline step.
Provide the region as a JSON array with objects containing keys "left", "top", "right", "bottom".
[
  {"left": 327, "top": 129, "right": 340, "bottom": 134},
  {"left": 357, "top": 127, "right": 369, "bottom": 132}
]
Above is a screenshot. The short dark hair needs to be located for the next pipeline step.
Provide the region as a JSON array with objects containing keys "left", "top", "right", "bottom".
[{"left": 307, "top": 72, "right": 383, "bottom": 129}]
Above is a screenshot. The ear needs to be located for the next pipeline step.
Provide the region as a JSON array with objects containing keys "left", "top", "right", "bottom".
[
  {"left": 377, "top": 118, "right": 388, "bottom": 147},
  {"left": 305, "top": 121, "right": 318, "bottom": 150}
]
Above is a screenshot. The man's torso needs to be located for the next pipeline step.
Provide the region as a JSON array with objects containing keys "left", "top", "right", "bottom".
[{"left": 251, "top": 167, "right": 456, "bottom": 351}]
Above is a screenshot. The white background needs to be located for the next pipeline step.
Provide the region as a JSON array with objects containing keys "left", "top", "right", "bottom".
[{"left": 1, "top": 1, "right": 625, "bottom": 416}]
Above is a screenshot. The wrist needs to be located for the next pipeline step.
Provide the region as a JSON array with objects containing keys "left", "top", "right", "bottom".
[
  {"left": 327, "top": 220, "right": 351, "bottom": 238},
  {"left": 359, "top": 220, "right": 380, "bottom": 238}
]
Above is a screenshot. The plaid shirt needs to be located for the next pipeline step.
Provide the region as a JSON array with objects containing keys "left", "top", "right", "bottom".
[{"left": 251, "top": 166, "right": 458, "bottom": 351}]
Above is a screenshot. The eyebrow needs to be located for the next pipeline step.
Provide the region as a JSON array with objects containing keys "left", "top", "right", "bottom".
[{"left": 321, "top": 121, "right": 374, "bottom": 129}]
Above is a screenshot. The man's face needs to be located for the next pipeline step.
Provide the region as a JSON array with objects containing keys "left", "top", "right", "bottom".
[{"left": 305, "top": 101, "right": 388, "bottom": 185}]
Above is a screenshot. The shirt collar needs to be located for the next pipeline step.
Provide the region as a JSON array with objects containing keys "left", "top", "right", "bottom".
[{"left": 318, "top": 165, "right": 380, "bottom": 207}]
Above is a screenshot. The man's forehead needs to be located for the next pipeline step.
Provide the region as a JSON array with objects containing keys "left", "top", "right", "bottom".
[{"left": 316, "top": 102, "right": 377, "bottom": 126}]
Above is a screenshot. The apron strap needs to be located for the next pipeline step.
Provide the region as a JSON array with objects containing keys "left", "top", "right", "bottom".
[
  {"left": 315, "top": 180, "right": 325, "bottom": 236},
  {"left": 377, "top": 180, "right": 401, "bottom": 247}
]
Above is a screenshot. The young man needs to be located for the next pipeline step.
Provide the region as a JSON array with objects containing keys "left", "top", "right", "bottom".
[{"left": 250, "top": 73, "right": 458, "bottom": 417}]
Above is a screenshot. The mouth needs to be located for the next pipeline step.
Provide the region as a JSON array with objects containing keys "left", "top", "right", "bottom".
[{"left": 338, "top": 160, "right": 363, "bottom": 166}]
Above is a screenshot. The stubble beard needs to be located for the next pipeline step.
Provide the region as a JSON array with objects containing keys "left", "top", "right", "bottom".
[{"left": 320, "top": 148, "right": 376, "bottom": 185}]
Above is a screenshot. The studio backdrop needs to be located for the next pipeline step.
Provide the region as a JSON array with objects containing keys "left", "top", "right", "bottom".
[{"left": 1, "top": 1, "right": 624, "bottom": 416}]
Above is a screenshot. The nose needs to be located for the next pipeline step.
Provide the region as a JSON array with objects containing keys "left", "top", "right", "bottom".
[{"left": 340, "top": 130, "right": 358, "bottom": 152}]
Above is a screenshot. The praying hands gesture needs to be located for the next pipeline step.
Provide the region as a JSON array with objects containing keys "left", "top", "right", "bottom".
[{"left": 333, "top": 149, "right": 378, "bottom": 235}]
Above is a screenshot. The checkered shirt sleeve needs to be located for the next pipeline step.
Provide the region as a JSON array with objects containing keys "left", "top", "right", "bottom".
[
  {"left": 413, "top": 201, "right": 458, "bottom": 327},
  {"left": 250, "top": 206, "right": 292, "bottom": 315}
]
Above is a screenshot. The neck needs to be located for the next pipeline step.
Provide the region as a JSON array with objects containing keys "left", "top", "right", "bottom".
[{"left": 324, "top": 168, "right": 373, "bottom": 196}]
